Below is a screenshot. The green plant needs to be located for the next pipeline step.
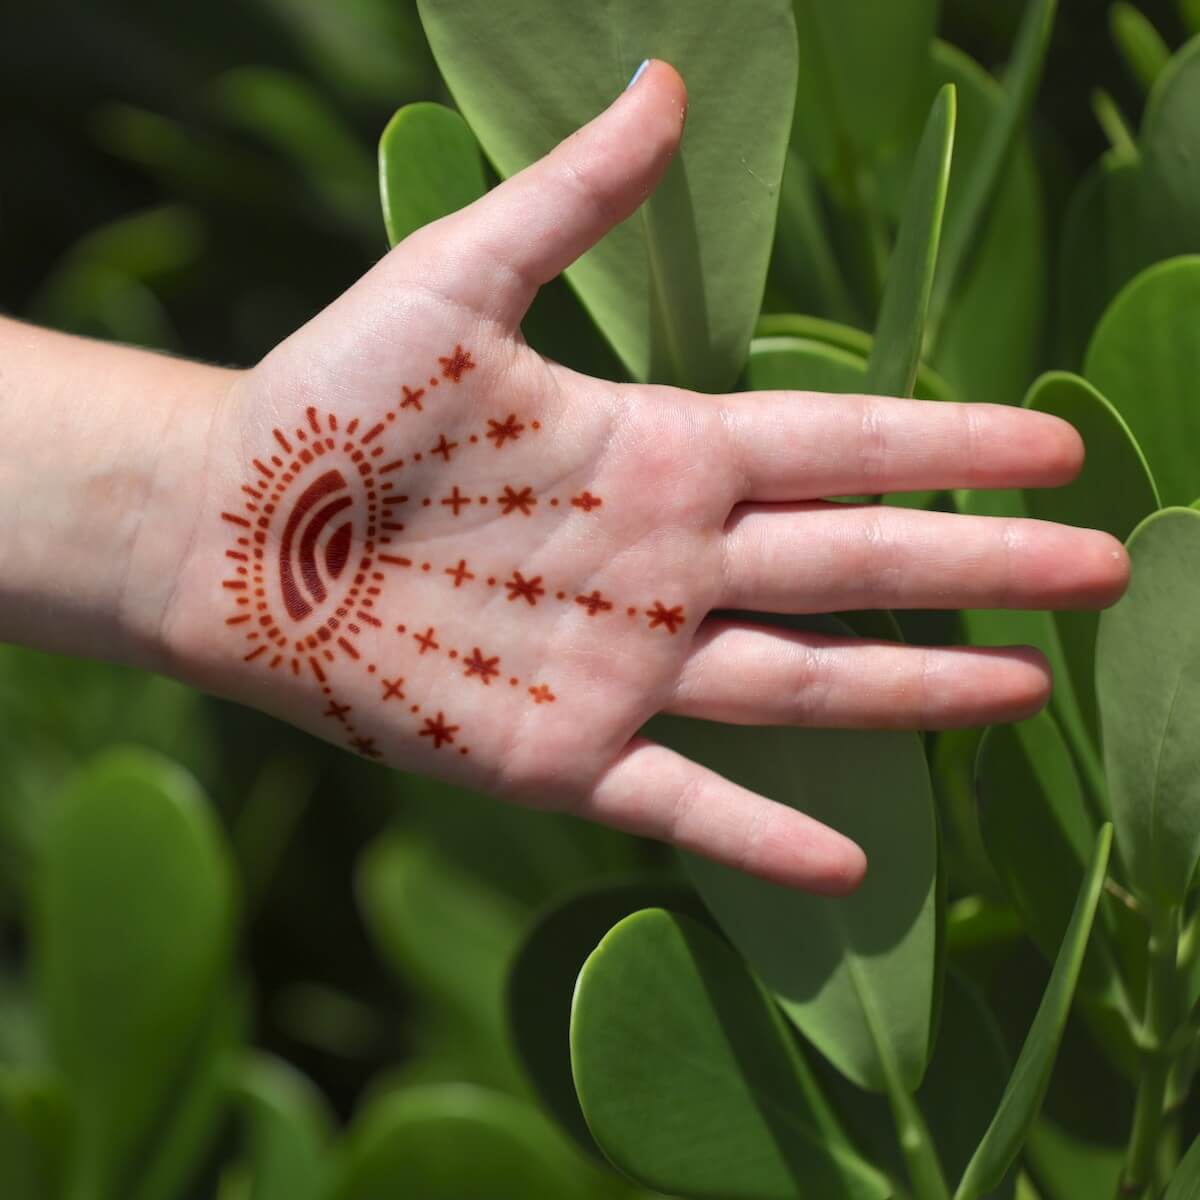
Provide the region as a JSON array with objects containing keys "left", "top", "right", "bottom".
[{"left": 7, "top": 1, "right": 1200, "bottom": 1198}]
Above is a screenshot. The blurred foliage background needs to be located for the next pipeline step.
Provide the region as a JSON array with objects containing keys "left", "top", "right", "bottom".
[{"left": 1, "top": 0, "right": 1198, "bottom": 1196}]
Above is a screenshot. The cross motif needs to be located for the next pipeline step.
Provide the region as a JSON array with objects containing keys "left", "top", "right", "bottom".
[
  {"left": 441, "top": 485, "right": 471, "bottom": 515},
  {"left": 486, "top": 414, "right": 525, "bottom": 448},
  {"left": 419, "top": 711, "right": 459, "bottom": 749},
  {"left": 497, "top": 485, "right": 536, "bottom": 516},
  {"left": 575, "top": 590, "right": 613, "bottom": 616},
  {"left": 439, "top": 345, "right": 475, "bottom": 382},
  {"left": 430, "top": 434, "right": 458, "bottom": 462},
  {"left": 445, "top": 559, "right": 475, "bottom": 588},
  {"left": 350, "top": 735, "right": 381, "bottom": 758},
  {"left": 505, "top": 571, "right": 546, "bottom": 606},
  {"left": 324, "top": 700, "right": 352, "bottom": 723},
  {"left": 401, "top": 385, "right": 425, "bottom": 411},
  {"left": 414, "top": 626, "right": 440, "bottom": 654},
  {"left": 463, "top": 647, "right": 501, "bottom": 685},
  {"left": 571, "top": 491, "right": 603, "bottom": 512},
  {"left": 381, "top": 677, "right": 405, "bottom": 701},
  {"left": 528, "top": 684, "right": 556, "bottom": 704}
]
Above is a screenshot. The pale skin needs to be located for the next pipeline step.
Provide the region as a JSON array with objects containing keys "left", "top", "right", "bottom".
[{"left": 0, "top": 62, "right": 1129, "bottom": 895}]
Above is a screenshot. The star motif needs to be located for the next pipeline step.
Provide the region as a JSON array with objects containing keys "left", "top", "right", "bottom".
[
  {"left": 414, "top": 626, "right": 440, "bottom": 654},
  {"left": 486, "top": 414, "right": 525, "bottom": 448},
  {"left": 324, "top": 700, "right": 352, "bottom": 723},
  {"left": 430, "top": 434, "right": 458, "bottom": 462},
  {"left": 571, "top": 491, "right": 603, "bottom": 512},
  {"left": 575, "top": 590, "right": 612, "bottom": 616},
  {"left": 463, "top": 647, "right": 501, "bottom": 685},
  {"left": 445, "top": 559, "right": 475, "bottom": 588},
  {"left": 505, "top": 571, "right": 545, "bottom": 606},
  {"left": 419, "top": 711, "right": 459, "bottom": 749},
  {"left": 401, "top": 385, "right": 425, "bottom": 411},
  {"left": 528, "top": 684, "right": 556, "bottom": 704},
  {"left": 439, "top": 344, "right": 475, "bottom": 382},
  {"left": 350, "top": 735, "right": 381, "bottom": 759},
  {"left": 381, "top": 677, "right": 405, "bottom": 701},
  {"left": 646, "top": 601, "right": 686, "bottom": 634},
  {"left": 497, "top": 484, "right": 537, "bottom": 516}
]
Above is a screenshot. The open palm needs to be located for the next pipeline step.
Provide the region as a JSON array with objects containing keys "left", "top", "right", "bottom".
[{"left": 167, "top": 62, "right": 1126, "bottom": 893}]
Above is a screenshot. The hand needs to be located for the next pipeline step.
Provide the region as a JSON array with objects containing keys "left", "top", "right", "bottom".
[{"left": 127, "top": 63, "right": 1124, "bottom": 892}]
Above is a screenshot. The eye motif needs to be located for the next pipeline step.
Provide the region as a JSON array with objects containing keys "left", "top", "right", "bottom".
[{"left": 221, "top": 345, "right": 686, "bottom": 762}]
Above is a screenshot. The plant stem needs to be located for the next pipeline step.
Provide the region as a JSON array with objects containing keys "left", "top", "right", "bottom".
[
  {"left": 1120, "top": 904, "right": 1181, "bottom": 1198},
  {"left": 886, "top": 1078, "right": 951, "bottom": 1200}
]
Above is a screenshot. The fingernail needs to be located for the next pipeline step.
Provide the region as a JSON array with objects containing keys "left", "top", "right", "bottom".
[{"left": 626, "top": 59, "right": 651, "bottom": 91}]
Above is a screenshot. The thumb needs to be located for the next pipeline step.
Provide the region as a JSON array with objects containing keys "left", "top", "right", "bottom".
[{"left": 413, "top": 59, "right": 687, "bottom": 327}]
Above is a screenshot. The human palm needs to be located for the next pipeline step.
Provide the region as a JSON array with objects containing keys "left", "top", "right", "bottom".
[{"left": 165, "top": 62, "right": 1127, "bottom": 892}]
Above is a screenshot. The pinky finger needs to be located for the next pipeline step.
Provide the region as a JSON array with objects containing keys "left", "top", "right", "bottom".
[{"left": 579, "top": 738, "right": 867, "bottom": 895}]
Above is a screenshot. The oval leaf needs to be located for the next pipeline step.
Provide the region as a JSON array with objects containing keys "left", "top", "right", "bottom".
[
  {"left": 378, "top": 102, "right": 488, "bottom": 248},
  {"left": 1022, "top": 371, "right": 1159, "bottom": 751},
  {"left": 954, "top": 824, "right": 1114, "bottom": 1200},
  {"left": 506, "top": 877, "right": 709, "bottom": 1157},
  {"left": 661, "top": 710, "right": 937, "bottom": 1094},
  {"left": 416, "top": 0, "right": 798, "bottom": 389},
  {"left": 570, "top": 908, "right": 891, "bottom": 1200},
  {"left": 1097, "top": 507, "right": 1200, "bottom": 907},
  {"left": 34, "top": 748, "right": 235, "bottom": 1199},
  {"left": 1086, "top": 256, "right": 1200, "bottom": 507}
]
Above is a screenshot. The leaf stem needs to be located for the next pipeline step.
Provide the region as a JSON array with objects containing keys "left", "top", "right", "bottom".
[
  {"left": 1120, "top": 904, "right": 1181, "bottom": 1198},
  {"left": 885, "top": 1076, "right": 951, "bottom": 1200}
]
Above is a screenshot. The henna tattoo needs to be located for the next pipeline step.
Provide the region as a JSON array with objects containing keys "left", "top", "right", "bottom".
[{"left": 221, "top": 344, "right": 686, "bottom": 762}]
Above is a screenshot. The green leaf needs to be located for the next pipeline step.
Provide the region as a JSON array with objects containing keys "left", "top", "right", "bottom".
[
  {"left": 1166, "top": 1129, "right": 1200, "bottom": 1199},
  {"left": 753, "top": 313, "right": 957, "bottom": 400},
  {"left": 1138, "top": 37, "right": 1200, "bottom": 270},
  {"left": 356, "top": 830, "right": 524, "bottom": 1088},
  {"left": 977, "top": 714, "right": 1127, "bottom": 1017},
  {"left": 1087, "top": 257, "right": 1200, "bottom": 508},
  {"left": 34, "top": 748, "right": 235, "bottom": 1200},
  {"left": 506, "top": 878, "right": 709, "bottom": 1157},
  {"left": 378, "top": 102, "right": 488, "bottom": 248},
  {"left": 211, "top": 67, "right": 376, "bottom": 235},
  {"left": 789, "top": 0, "right": 939, "bottom": 175},
  {"left": 570, "top": 908, "right": 891, "bottom": 1200},
  {"left": 865, "top": 84, "right": 955, "bottom": 399},
  {"left": 1025, "top": 1119, "right": 1123, "bottom": 1200},
  {"left": 232, "top": 1053, "right": 332, "bottom": 1200},
  {"left": 954, "top": 824, "right": 1114, "bottom": 1200},
  {"left": 1097, "top": 507, "right": 1200, "bottom": 908},
  {"left": 416, "top": 0, "right": 798, "bottom": 390},
  {"left": 1021, "top": 371, "right": 1159, "bottom": 751},
  {"left": 662, "top": 703, "right": 937, "bottom": 1094},
  {"left": 1091, "top": 88, "right": 1138, "bottom": 157},
  {"left": 0, "top": 1071, "right": 70, "bottom": 1200},
  {"left": 335, "top": 1084, "right": 595, "bottom": 1200},
  {"left": 1110, "top": 3, "right": 1172, "bottom": 92},
  {"left": 927, "top": 0, "right": 1056, "bottom": 348}
]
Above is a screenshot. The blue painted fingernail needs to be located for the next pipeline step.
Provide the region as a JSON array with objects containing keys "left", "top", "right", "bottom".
[{"left": 626, "top": 59, "right": 650, "bottom": 90}]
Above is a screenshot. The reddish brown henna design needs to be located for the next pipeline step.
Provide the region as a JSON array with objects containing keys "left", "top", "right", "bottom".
[
  {"left": 414, "top": 627, "right": 440, "bottom": 654},
  {"left": 438, "top": 345, "right": 475, "bottom": 382},
  {"left": 445, "top": 559, "right": 474, "bottom": 587},
  {"left": 462, "top": 647, "right": 501, "bottom": 685},
  {"left": 430, "top": 434, "right": 458, "bottom": 462},
  {"left": 381, "top": 677, "right": 405, "bottom": 701},
  {"left": 576, "top": 590, "right": 613, "bottom": 616},
  {"left": 571, "top": 491, "right": 603, "bottom": 512},
  {"left": 419, "top": 712, "right": 459, "bottom": 748},
  {"left": 486, "top": 414, "right": 525, "bottom": 448},
  {"left": 497, "top": 485, "right": 537, "bottom": 516},
  {"left": 505, "top": 571, "right": 545, "bottom": 606},
  {"left": 529, "top": 684, "right": 556, "bottom": 704},
  {"left": 441, "top": 485, "right": 471, "bottom": 515},
  {"left": 401, "top": 385, "right": 425, "bottom": 411},
  {"left": 647, "top": 601, "right": 686, "bottom": 634},
  {"left": 350, "top": 735, "right": 382, "bottom": 759}
]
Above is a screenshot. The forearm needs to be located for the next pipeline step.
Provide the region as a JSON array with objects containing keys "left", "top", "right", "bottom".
[{"left": 0, "top": 317, "right": 236, "bottom": 670}]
